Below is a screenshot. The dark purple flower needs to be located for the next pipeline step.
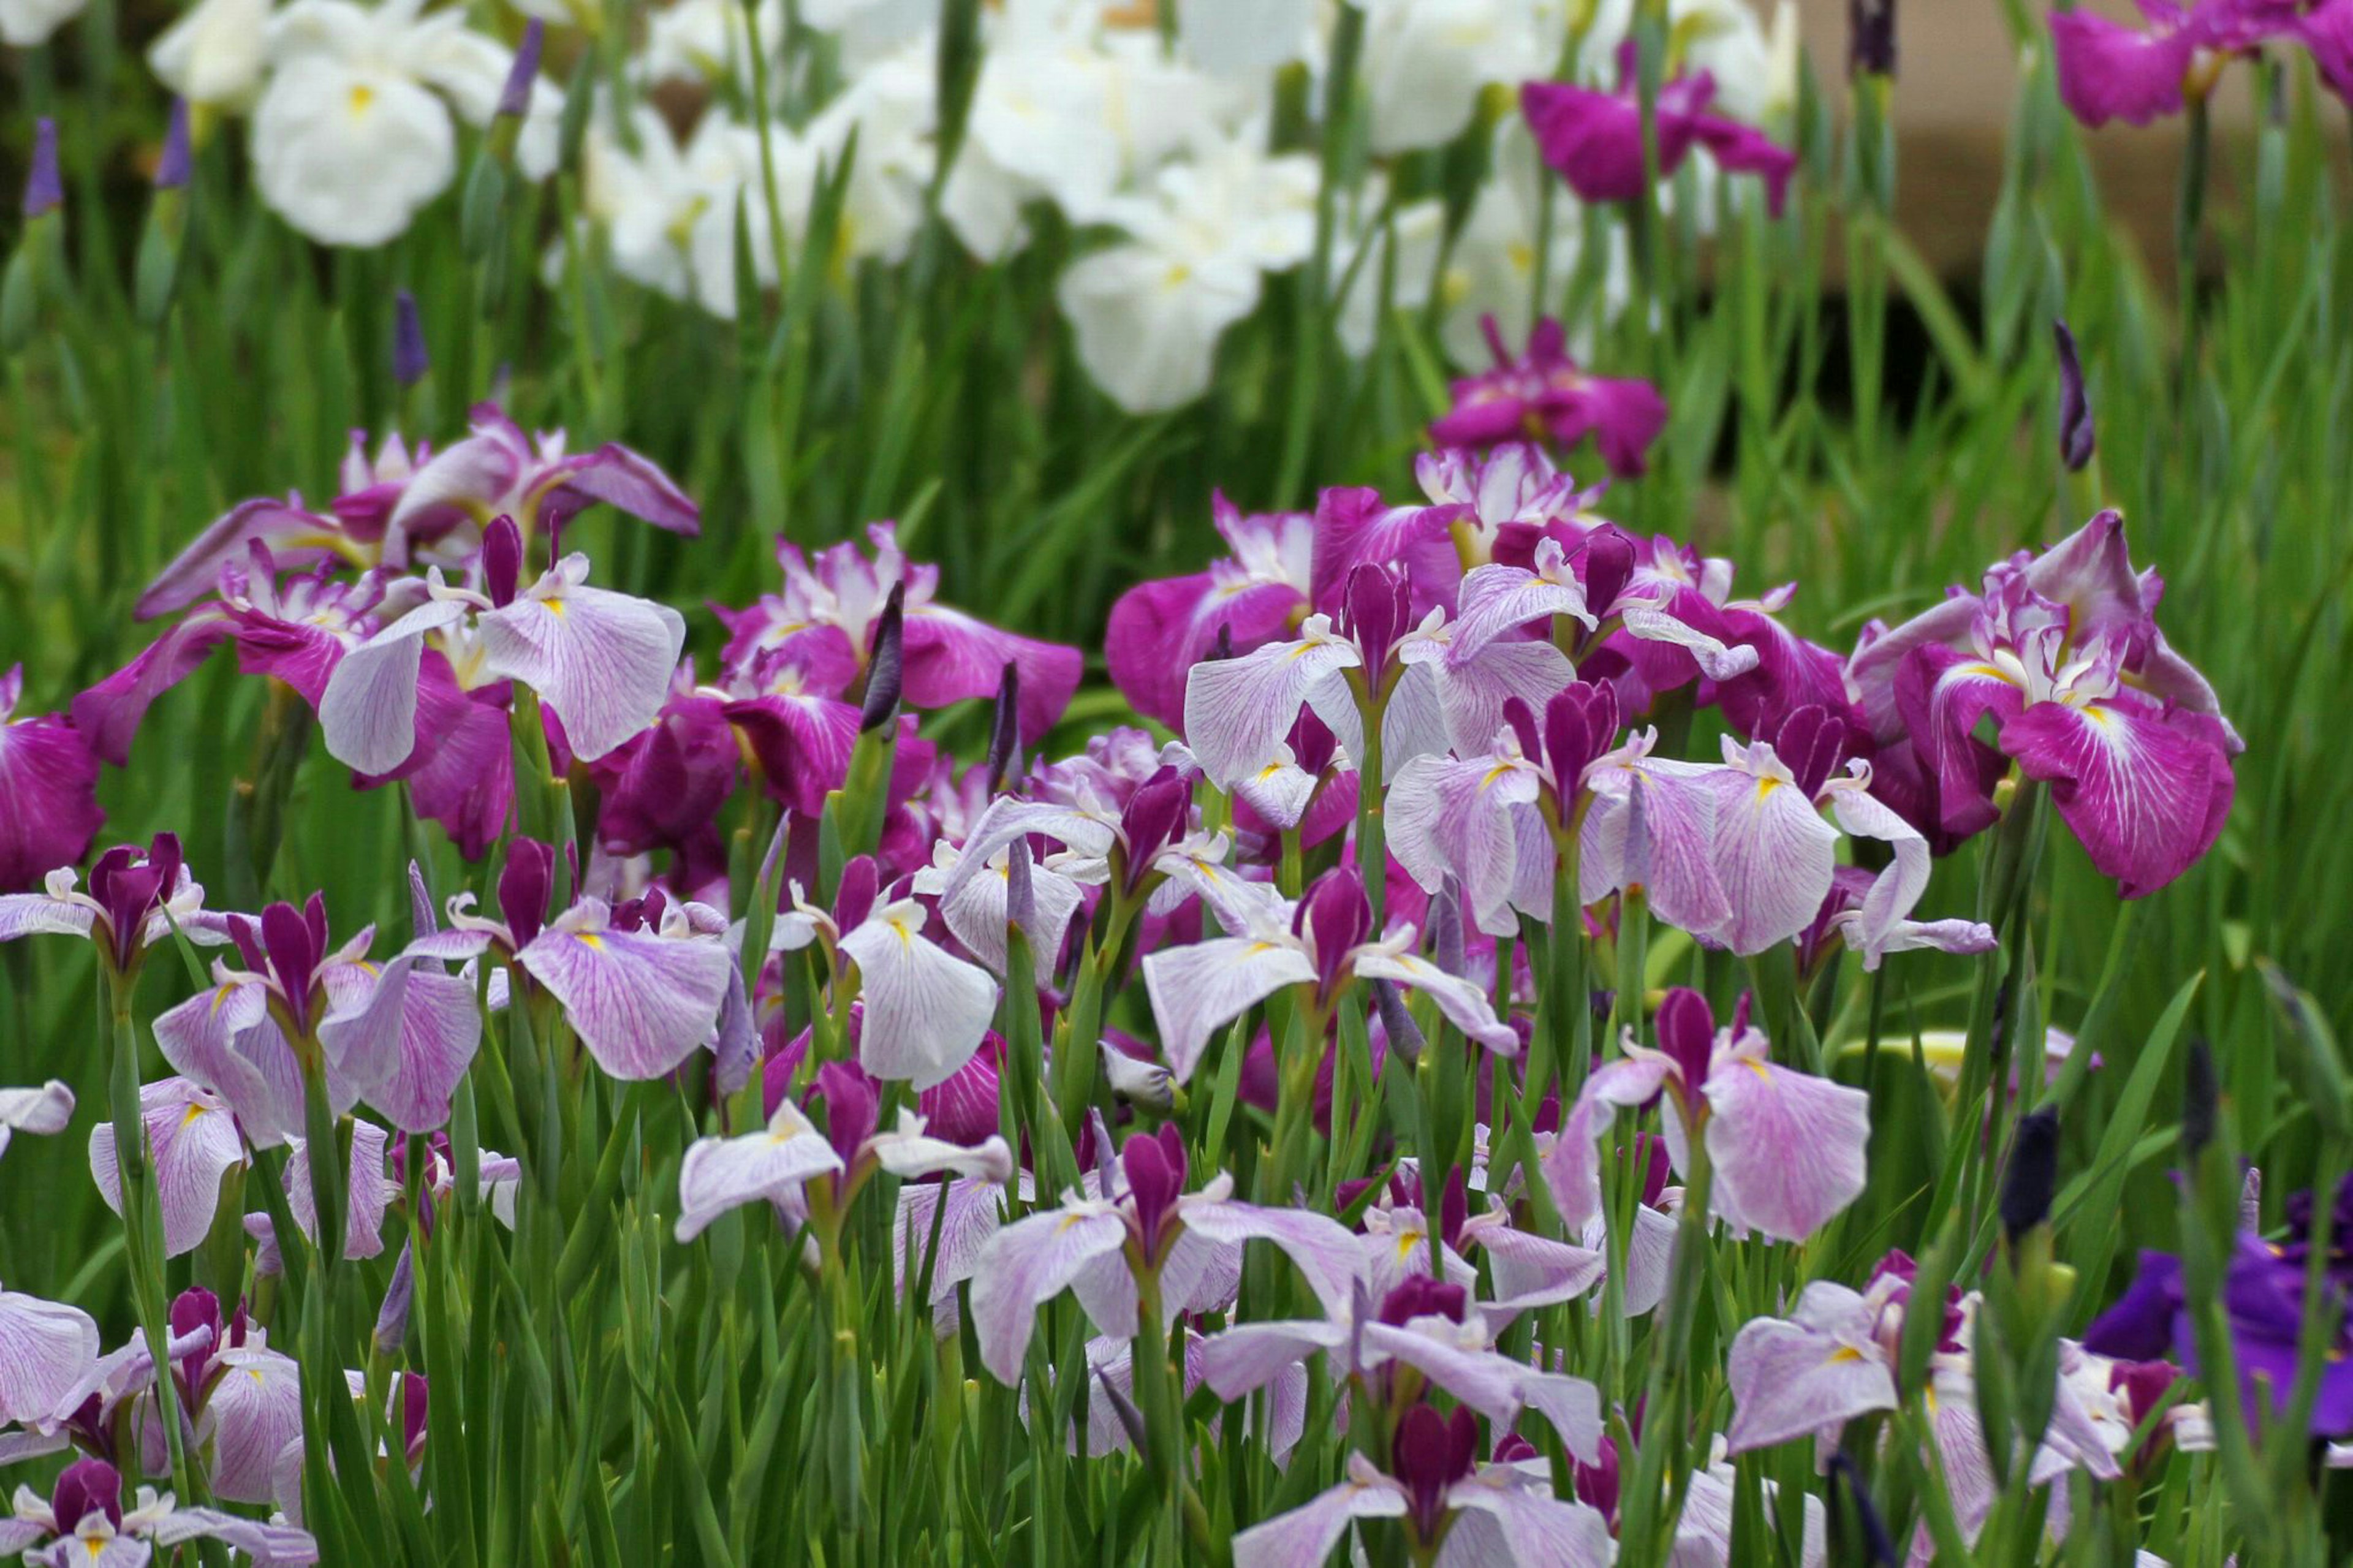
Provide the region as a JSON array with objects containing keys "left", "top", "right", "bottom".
[
  {"left": 2048, "top": 1, "right": 2289, "bottom": 128},
  {"left": 0, "top": 666, "right": 104, "bottom": 892},
  {"left": 83, "top": 833, "right": 186, "bottom": 974},
  {"left": 392, "top": 290, "right": 429, "bottom": 388},
  {"left": 23, "top": 118, "right": 61, "bottom": 219},
  {"left": 1432, "top": 317, "right": 1669, "bottom": 478},
  {"left": 1850, "top": 0, "right": 1897, "bottom": 77},
  {"left": 815, "top": 1061, "right": 881, "bottom": 1172},
  {"left": 1391, "top": 1403, "right": 1479, "bottom": 1542},
  {"left": 2055, "top": 319, "right": 2095, "bottom": 472},
  {"left": 48, "top": 1458, "right": 123, "bottom": 1534}
]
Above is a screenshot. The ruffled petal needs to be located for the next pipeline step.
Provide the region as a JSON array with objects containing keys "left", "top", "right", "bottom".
[{"left": 517, "top": 906, "right": 733, "bottom": 1080}]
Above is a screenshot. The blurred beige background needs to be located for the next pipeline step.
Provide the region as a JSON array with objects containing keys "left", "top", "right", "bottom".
[{"left": 1790, "top": 0, "right": 2317, "bottom": 277}]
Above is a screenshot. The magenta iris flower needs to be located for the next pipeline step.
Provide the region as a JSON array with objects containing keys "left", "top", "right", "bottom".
[
  {"left": 2048, "top": 1, "right": 2294, "bottom": 128},
  {"left": 1520, "top": 62, "right": 1797, "bottom": 216},
  {"left": 0, "top": 666, "right": 103, "bottom": 892},
  {"left": 0, "top": 1456, "right": 314, "bottom": 1566},
  {"left": 1432, "top": 317, "right": 1669, "bottom": 479},
  {"left": 1105, "top": 495, "right": 1311, "bottom": 730}
]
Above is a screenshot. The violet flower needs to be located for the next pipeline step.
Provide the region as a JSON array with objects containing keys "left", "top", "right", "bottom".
[
  {"left": 1431, "top": 317, "right": 1669, "bottom": 479},
  {"left": 0, "top": 1456, "right": 316, "bottom": 1567},
  {"left": 87, "top": 1078, "right": 248, "bottom": 1259},
  {"left": 1105, "top": 495, "right": 1313, "bottom": 730},
  {"left": 1229, "top": 1404, "right": 1613, "bottom": 1568},
  {"left": 1521, "top": 62, "right": 1798, "bottom": 216},
  {"left": 1140, "top": 865, "right": 1517, "bottom": 1083},
  {"left": 1547, "top": 989, "right": 1870, "bottom": 1244},
  {"left": 0, "top": 1285, "right": 100, "bottom": 1428},
  {"left": 969, "top": 1124, "right": 1359, "bottom": 1385},
  {"left": 137, "top": 404, "right": 699, "bottom": 619},
  {"left": 152, "top": 895, "right": 482, "bottom": 1138},
  {"left": 2049, "top": 0, "right": 2287, "bottom": 128},
  {"left": 320, "top": 520, "right": 686, "bottom": 773},
  {"left": 0, "top": 666, "right": 104, "bottom": 892},
  {"left": 0, "top": 833, "right": 231, "bottom": 977},
  {"left": 1887, "top": 526, "right": 2237, "bottom": 895},
  {"left": 714, "top": 522, "right": 1082, "bottom": 745}
]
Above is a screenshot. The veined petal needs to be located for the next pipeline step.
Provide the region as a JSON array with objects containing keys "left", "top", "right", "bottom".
[
  {"left": 838, "top": 901, "right": 999, "bottom": 1091},
  {"left": 0, "top": 1287, "right": 99, "bottom": 1424},
  {"left": 1450, "top": 562, "right": 1593, "bottom": 662},
  {"left": 1446, "top": 1466, "right": 1616, "bottom": 1568},
  {"left": 1618, "top": 599, "right": 1760, "bottom": 683},
  {"left": 1175, "top": 1198, "right": 1358, "bottom": 1319},
  {"left": 2000, "top": 694, "right": 2234, "bottom": 898},
  {"left": 1385, "top": 754, "right": 1536, "bottom": 941},
  {"left": 137, "top": 498, "right": 347, "bottom": 620},
  {"left": 0, "top": 1081, "right": 74, "bottom": 1159},
  {"left": 866, "top": 1113, "right": 1016, "bottom": 1184},
  {"left": 1538, "top": 1056, "right": 1674, "bottom": 1233},
  {"left": 1469, "top": 1223, "right": 1606, "bottom": 1321},
  {"left": 1361, "top": 1319, "right": 1527, "bottom": 1425},
  {"left": 478, "top": 558, "right": 686, "bottom": 762},
  {"left": 933, "top": 853, "right": 1085, "bottom": 985},
  {"left": 903, "top": 606, "right": 1083, "bottom": 743},
  {"left": 674, "top": 1103, "right": 845, "bottom": 1243},
  {"left": 968, "top": 1204, "right": 1131, "bottom": 1384},
  {"left": 0, "top": 893, "right": 94, "bottom": 944},
  {"left": 319, "top": 599, "right": 470, "bottom": 775},
  {"left": 285, "top": 1117, "right": 394, "bottom": 1260},
  {"left": 1724, "top": 1289, "right": 1895, "bottom": 1453},
  {"left": 1579, "top": 751, "right": 1732, "bottom": 939},
  {"left": 151, "top": 1505, "right": 318, "bottom": 1564},
  {"left": 1701, "top": 1050, "right": 1870, "bottom": 1243},
  {"left": 1182, "top": 620, "right": 1362, "bottom": 789},
  {"left": 1231, "top": 1466, "right": 1406, "bottom": 1568},
  {"left": 1430, "top": 638, "right": 1577, "bottom": 760},
  {"left": 1703, "top": 767, "right": 1840, "bottom": 955},
  {"left": 1141, "top": 936, "right": 1315, "bottom": 1083},
  {"left": 1196, "top": 1319, "right": 1349, "bottom": 1401},
  {"left": 722, "top": 692, "right": 862, "bottom": 819},
  {"left": 90, "top": 1078, "right": 248, "bottom": 1259},
  {"left": 938, "top": 797, "right": 1120, "bottom": 914},
  {"left": 518, "top": 905, "right": 733, "bottom": 1080},
  {"left": 893, "top": 1176, "right": 1007, "bottom": 1330},
  {"left": 200, "top": 1347, "right": 303, "bottom": 1504}
]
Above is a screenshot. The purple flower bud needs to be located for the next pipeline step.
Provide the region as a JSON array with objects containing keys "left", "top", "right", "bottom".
[
  {"left": 1500, "top": 697, "right": 1544, "bottom": 770},
  {"left": 1117, "top": 768, "right": 1190, "bottom": 890},
  {"left": 1377, "top": 1274, "right": 1468, "bottom": 1328},
  {"left": 1849, "top": 0, "right": 1897, "bottom": 78},
  {"left": 156, "top": 101, "right": 192, "bottom": 191},
  {"left": 1630, "top": 1131, "right": 1670, "bottom": 1207},
  {"left": 481, "top": 513, "right": 522, "bottom": 608},
  {"left": 834, "top": 854, "right": 880, "bottom": 937},
  {"left": 1206, "top": 623, "right": 1235, "bottom": 662},
  {"left": 1093, "top": 1362, "right": 1149, "bottom": 1455},
  {"left": 374, "top": 1242, "right": 415, "bottom": 1357},
  {"left": 1542, "top": 681, "right": 1619, "bottom": 803},
  {"left": 50, "top": 1458, "right": 123, "bottom": 1534},
  {"left": 1293, "top": 866, "right": 1370, "bottom": 994},
  {"left": 396, "top": 1371, "right": 430, "bottom": 1461},
  {"left": 1004, "top": 837, "right": 1034, "bottom": 933},
  {"left": 498, "top": 20, "right": 544, "bottom": 120},
  {"left": 23, "top": 118, "right": 61, "bottom": 219},
  {"left": 1771, "top": 705, "right": 1846, "bottom": 800},
  {"left": 1578, "top": 527, "right": 1637, "bottom": 617},
  {"left": 86, "top": 832, "right": 183, "bottom": 974},
  {"left": 1572, "top": 1433, "right": 1620, "bottom": 1528},
  {"left": 1121, "top": 1123, "right": 1188, "bottom": 1261},
  {"left": 259, "top": 900, "right": 322, "bottom": 1012},
  {"left": 987, "top": 662, "right": 1021, "bottom": 790},
  {"left": 393, "top": 289, "right": 430, "bottom": 388},
  {"left": 859, "top": 584, "right": 906, "bottom": 734},
  {"left": 815, "top": 1061, "right": 879, "bottom": 1170},
  {"left": 1286, "top": 706, "right": 1339, "bottom": 776},
  {"left": 1438, "top": 1166, "right": 1468, "bottom": 1251},
  {"left": 497, "top": 839, "right": 555, "bottom": 950},
  {"left": 170, "top": 1286, "right": 222, "bottom": 1395},
  {"left": 1654, "top": 987, "right": 1716, "bottom": 1101},
  {"left": 1341, "top": 562, "right": 1408, "bottom": 681},
  {"left": 1999, "top": 1106, "right": 2061, "bottom": 1242},
  {"left": 2055, "top": 319, "right": 2095, "bottom": 473},
  {"left": 1391, "top": 1403, "right": 1477, "bottom": 1540},
  {"left": 1371, "top": 979, "right": 1425, "bottom": 1064}
]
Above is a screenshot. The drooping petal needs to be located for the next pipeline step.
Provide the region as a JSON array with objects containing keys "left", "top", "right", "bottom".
[
  {"left": 1702, "top": 759, "right": 1841, "bottom": 956},
  {"left": 1197, "top": 1318, "right": 1350, "bottom": 1401},
  {"left": 2048, "top": 8, "right": 2197, "bottom": 127},
  {"left": 1175, "top": 1198, "right": 1359, "bottom": 1319},
  {"left": 151, "top": 979, "right": 301, "bottom": 1145},
  {"left": 315, "top": 956, "right": 482, "bottom": 1133},
  {"left": 137, "top": 498, "right": 349, "bottom": 620},
  {"left": 1446, "top": 1466, "right": 1616, "bottom": 1568},
  {"left": 476, "top": 557, "right": 686, "bottom": 763},
  {"left": 318, "top": 599, "right": 471, "bottom": 775},
  {"left": 0, "top": 710, "right": 107, "bottom": 891},
  {"left": 837, "top": 901, "right": 999, "bottom": 1091},
  {"left": 903, "top": 605, "right": 1083, "bottom": 744},
  {"left": 534, "top": 442, "right": 702, "bottom": 537},
  {"left": 1428, "top": 637, "right": 1578, "bottom": 761},
  {"left": 199, "top": 1347, "right": 303, "bottom": 1504},
  {"left": 721, "top": 691, "right": 862, "bottom": 819},
  {"left": 1537, "top": 1055, "right": 1674, "bottom": 1234},
  {"left": 284, "top": 1117, "right": 393, "bottom": 1261},
  {"left": 923, "top": 852, "right": 1085, "bottom": 985},
  {"left": 1469, "top": 1223, "right": 1607, "bottom": 1320},
  {"left": 1700, "top": 1043, "right": 1870, "bottom": 1243},
  {"left": 1579, "top": 748, "right": 1733, "bottom": 939},
  {"left": 1999, "top": 694, "right": 2234, "bottom": 898},
  {"left": 517, "top": 903, "right": 733, "bottom": 1080},
  {"left": 0, "top": 1287, "right": 99, "bottom": 1424},
  {"left": 1386, "top": 754, "right": 1537, "bottom": 941},
  {"left": 1182, "top": 619, "right": 1362, "bottom": 789},
  {"left": 1230, "top": 1464, "right": 1407, "bottom": 1568},
  {"left": 0, "top": 1080, "right": 74, "bottom": 1161},
  {"left": 673, "top": 1103, "right": 846, "bottom": 1243},
  {"left": 1141, "top": 935, "right": 1316, "bottom": 1083},
  {"left": 893, "top": 1176, "right": 1008, "bottom": 1334},
  {"left": 89, "top": 1078, "right": 248, "bottom": 1259},
  {"left": 968, "top": 1203, "right": 1131, "bottom": 1384},
  {"left": 1724, "top": 1286, "right": 1896, "bottom": 1453},
  {"left": 1350, "top": 946, "right": 1520, "bottom": 1054}
]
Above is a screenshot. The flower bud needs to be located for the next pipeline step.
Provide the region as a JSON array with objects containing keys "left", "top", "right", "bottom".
[
  {"left": 2054, "top": 319, "right": 2095, "bottom": 473},
  {"left": 393, "top": 289, "right": 429, "bottom": 388},
  {"left": 1999, "top": 1107, "right": 2059, "bottom": 1243},
  {"left": 859, "top": 584, "right": 905, "bottom": 734}
]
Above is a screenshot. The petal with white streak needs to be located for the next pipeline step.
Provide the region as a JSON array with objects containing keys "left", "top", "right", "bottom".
[
  {"left": 476, "top": 556, "right": 688, "bottom": 762},
  {"left": 318, "top": 598, "right": 470, "bottom": 775},
  {"left": 1142, "top": 936, "right": 1316, "bottom": 1083},
  {"left": 838, "top": 901, "right": 999, "bottom": 1091}
]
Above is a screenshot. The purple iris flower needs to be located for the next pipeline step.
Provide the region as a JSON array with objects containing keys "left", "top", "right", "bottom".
[
  {"left": 2049, "top": 1, "right": 2292, "bottom": 128},
  {"left": 1140, "top": 865, "right": 1516, "bottom": 1083},
  {"left": 2088, "top": 1239, "right": 2353, "bottom": 1438},
  {"left": 1105, "top": 495, "right": 1313, "bottom": 730},
  {"left": 0, "top": 832, "right": 235, "bottom": 978},
  {"left": 1882, "top": 531, "right": 2236, "bottom": 895},
  {"left": 714, "top": 522, "right": 1082, "bottom": 746},
  {"left": 1521, "top": 58, "right": 1798, "bottom": 217},
  {"left": 0, "top": 1455, "right": 316, "bottom": 1566},
  {"left": 1431, "top": 317, "right": 1669, "bottom": 479},
  {"left": 151, "top": 895, "right": 482, "bottom": 1138},
  {"left": 1227, "top": 1402, "right": 1613, "bottom": 1568},
  {"left": 0, "top": 666, "right": 104, "bottom": 892},
  {"left": 969, "top": 1123, "right": 1360, "bottom": 1386},
  {"left": 138, "top": 404, "right": 699, "bottom": 618},
  {"left": 0, "top": 1284, "right": 100, "bottom": 1430},
  {"left": 1548, "top": 989, "right": 1871, "bottom": 1244}
]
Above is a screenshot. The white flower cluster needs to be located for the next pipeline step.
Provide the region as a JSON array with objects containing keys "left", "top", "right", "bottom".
[{"left": 1, "top": 0, "right": 1794, "bottom": 408}]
